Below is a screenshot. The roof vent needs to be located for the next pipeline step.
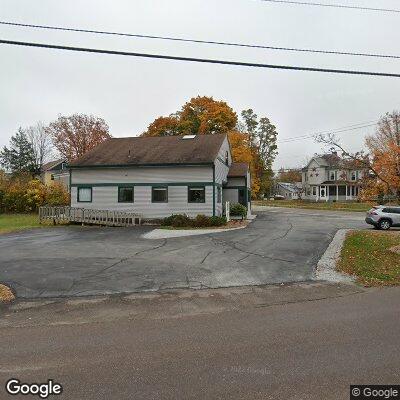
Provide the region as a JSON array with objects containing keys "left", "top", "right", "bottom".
[{"left": 182, "top": 135, "right": 196, "bottom": 140}]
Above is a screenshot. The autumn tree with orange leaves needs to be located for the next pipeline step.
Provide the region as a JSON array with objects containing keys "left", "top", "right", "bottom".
[
  {"left": 45, "top": 114, "right": 111, "bottom": 162},
  {"left": 228, "top": 130, "right": 261, "bottom": 195},
  {"left": 145, "top": 115, "right": 181, "bottom": 137},
  {"left": 142, "top": 96, "right": 278, "bottom": 198},
  {"left": 277, "top": 168, "right": 302, "bottom": 183},
  {"left": 364, "top": 111, "right": 400, "bottom": 201},
  {"left": 143, "top": 96, "right": 237, "bottom": 137}
]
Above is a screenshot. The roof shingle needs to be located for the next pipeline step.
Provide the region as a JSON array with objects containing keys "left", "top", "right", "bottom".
[
  {"left": 69, "top": 134, "right": 227, "bottom": 167},
  {"left": 228, "top": 162, "right": 248, "bottom": 177}
]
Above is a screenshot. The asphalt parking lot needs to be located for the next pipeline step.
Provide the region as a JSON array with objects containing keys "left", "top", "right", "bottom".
[{"left": 0, "top": 208, "right": 367, "bottom": 298}]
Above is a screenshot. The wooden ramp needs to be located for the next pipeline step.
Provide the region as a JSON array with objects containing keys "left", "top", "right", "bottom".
[{"left": 39, "top": 206, "right": 142, "bottom": 227}]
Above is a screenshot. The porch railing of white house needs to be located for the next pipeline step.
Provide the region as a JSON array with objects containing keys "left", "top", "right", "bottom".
[
  {"left": 225, "top": 201, "right": 230, "bottom": 221},
  {"left": 39, "top": 206, "right": 142, "bottom": 227}
]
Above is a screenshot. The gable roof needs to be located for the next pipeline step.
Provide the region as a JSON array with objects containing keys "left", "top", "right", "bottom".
[
  {"left": 228, "top": 162, "right": 248, "bottom": 177},
  {"left": 277, "top": 182, "right": 302, "bottom": 193},
  {"left": 303, "top": 153, "right": 363, "bottom": 170},
  {"left": 69, "top": 134, "right": 227, "bottom": 167},
  {"left": 320, "top": 153, "right": 341, "bottom": 167},
  {"left": 41, "top": 159, "right": 65, "bottom": 172}
]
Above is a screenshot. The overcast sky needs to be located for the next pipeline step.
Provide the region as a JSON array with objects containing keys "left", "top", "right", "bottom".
[{"left": 1, "top": 0, "right": 399, "bottom": 169}]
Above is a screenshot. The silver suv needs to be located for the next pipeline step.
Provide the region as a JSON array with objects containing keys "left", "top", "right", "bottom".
[{"left": 365, "top": 205, "right": 400, "bottom": 230}]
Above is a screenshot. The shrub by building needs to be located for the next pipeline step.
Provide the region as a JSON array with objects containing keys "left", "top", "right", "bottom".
[{"left": 161, "top": 214, "right": 227, "bottom": 228}]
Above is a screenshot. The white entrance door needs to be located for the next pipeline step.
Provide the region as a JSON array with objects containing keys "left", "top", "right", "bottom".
[{"left": 320, "top": 186, "right": 327, "bottom": 201}]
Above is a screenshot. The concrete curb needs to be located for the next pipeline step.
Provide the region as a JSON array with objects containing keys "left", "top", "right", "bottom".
[
  {"left": 142, "top": 225, "right": 246, "bottom": 240},
  {"left": 315, "top": 229, "right": 355, "bottom": 283},
  {"left": 142, "top": 215, "right": 257, "bottom": 240}
]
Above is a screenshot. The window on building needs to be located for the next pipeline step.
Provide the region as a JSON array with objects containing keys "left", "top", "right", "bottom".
[
  {"left": 312, "top": 187, "right": 317, "bottom": 196},
  {"left": 351, "top": 171, "right": 357, "bottom": 181},
  {"left": 77, "top": 187, "right": 92, "bottom": 202},
  {"left": 118, "top": 187, "right": 134, "bottom": 203},
  {"left": 152, "top": 186, "right": 168, "bottom": 203},
  {"left": 225, "top": 151, "right": 229, "bottom": 165},
  {"left": 188, "top": 186, "right": 205, "bottom": 203},
  {"left": 217, "top": 186, "right": 222, "bottom": 203},
  {"left": 329, "top": 171, "right": 335, "bottom": 181}
]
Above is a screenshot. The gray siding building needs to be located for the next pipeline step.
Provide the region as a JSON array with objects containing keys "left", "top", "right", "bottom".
[{"left": 68, "top": 134, "right": 250, "bottom": 218}]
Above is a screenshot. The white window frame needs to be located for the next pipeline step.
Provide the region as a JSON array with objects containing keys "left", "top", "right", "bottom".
[{"left": 77, "top": 187, "right": 92, "bottom": 203}]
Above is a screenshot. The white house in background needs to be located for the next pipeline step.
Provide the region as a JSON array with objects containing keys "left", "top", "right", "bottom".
[
  {"left": 275, "top": 182, "right": 303, "bottom": 200},
  {"left": 68, "top": 134, "right": 251, "bottom": 218},
  {"left": 302, "top": 152, "right": 366, "bottom": 202}
]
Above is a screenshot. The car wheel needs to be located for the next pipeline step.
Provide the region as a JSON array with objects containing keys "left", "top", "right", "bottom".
[{"left": 378, "top": 219, "right": 391, "bottom": 230}]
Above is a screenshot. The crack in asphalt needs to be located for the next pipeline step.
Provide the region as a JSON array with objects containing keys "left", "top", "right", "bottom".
[
  {"left": 134, "top": 239, "right": 168, "bottom": 256},
  {"left": 200, "top": 251, "right": 213, "bottom": 265},
  {"left": 237, "top": 254, "right": 251, "bottom": 263},
  {"left": 63, "top": 240, "right": 169, "bottom": 295},
  {"left": 92, "top": 258, "right": 129, "bottom": 277},
  {"left": 271, "top": 218, "right": 293, "bottom": 241},
  {"left": 207, "top": 236, "right": 294, "bottom": 264},
  {"left": 4, "top": 280, "right": 38, "bottom": 293}
]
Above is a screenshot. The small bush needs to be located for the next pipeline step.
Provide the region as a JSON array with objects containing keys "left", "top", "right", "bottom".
[
  {"left": 161, "top": 214, "right": 192, "bottom": 227},
  {"left": 208, "top": 216, "right": 227, "bottom": 227},
  {"left": 192, "top": 214, "right": 209, "bottom": 227},
  {"left": 45, "top": 182, "right": 70, "bottom": 206},
  {"left": 162, "top": 214, "right": 227, "bottom": 228},
  {"left": 230, "top": 203, "right": 247, "bottom": 219}
]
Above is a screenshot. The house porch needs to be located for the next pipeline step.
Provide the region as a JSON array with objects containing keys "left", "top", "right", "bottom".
[{"left": 310, "top": 183, "right": 360, "bottom": 202}]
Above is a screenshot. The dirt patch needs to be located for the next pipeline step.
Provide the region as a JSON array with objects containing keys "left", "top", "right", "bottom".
[
  {"left": 226, "top": 220, "right": 248, "bottom": 228},
  {"left": 0, "top": 284, "right": 15, "bottom": 303},
  {"left": 390, "top": 245, "right": 400, "bottom": 255}
]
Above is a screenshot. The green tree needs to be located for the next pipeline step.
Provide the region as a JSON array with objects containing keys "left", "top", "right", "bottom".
[
  {"left": 0, "top": 128, "right": 37, "bottom": 175},
  {"left": 239, "top": 111, "right": 278, "bottom": 197},
  {"left": 258, "top": 117, "right": 278, "bottom": 170},
  {"left": 240, "top": 109, "right": 259, "bottom": 144}
]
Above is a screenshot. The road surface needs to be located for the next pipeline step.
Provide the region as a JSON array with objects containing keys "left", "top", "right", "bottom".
[{"left": 1, "top": 283, "right": 399, "bottom": 400}]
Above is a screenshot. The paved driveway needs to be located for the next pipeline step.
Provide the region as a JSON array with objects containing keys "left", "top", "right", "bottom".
[{"left": 0, "top": 208, "right": 367, "bottom": 298}]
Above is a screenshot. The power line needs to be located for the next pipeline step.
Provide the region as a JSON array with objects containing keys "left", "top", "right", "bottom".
[
  {"left": 259, "top": 0, "right": 400, "bottom": 13},
  {"left": 1, "top": 39, "right": 400, "bottom": 78},
  {"left": 0, "top": 21, "right": 399, "bottom": 60},
  {"left": 278, "top": 121, "right": 377, "bottom": 143}
]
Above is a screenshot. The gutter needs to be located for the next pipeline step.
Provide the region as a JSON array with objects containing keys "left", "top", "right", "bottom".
[
  {"left": 212, "top": 164, "right": 216, "bottom": 217},
  {"left": 67, "top": 162, "right": 214, "bottom": 169}
]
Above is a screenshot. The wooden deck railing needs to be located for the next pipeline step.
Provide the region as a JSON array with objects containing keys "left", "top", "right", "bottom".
[{"left": 39, "top": 206, "right": 142, "bottom": 227}]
